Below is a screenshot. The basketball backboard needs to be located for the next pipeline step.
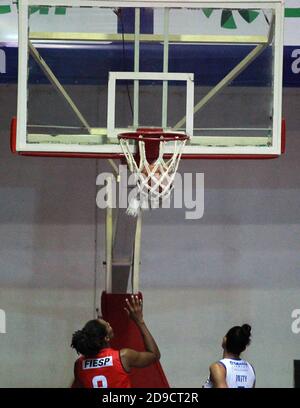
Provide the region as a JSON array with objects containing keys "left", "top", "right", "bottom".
[{"left": 12, "top": 0, "right": 285, "bottom": 159}]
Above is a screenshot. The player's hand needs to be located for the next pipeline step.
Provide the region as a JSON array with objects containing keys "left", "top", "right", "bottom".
[{"left": 124, "top": 295, "right": 144, "bottom": 325}]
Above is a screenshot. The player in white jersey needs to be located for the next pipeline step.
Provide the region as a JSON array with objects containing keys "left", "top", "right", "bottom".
[{"left": 203, "top": 324, "right": 256, "bottom": 388}]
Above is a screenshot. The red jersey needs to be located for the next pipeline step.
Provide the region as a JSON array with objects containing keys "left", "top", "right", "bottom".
[{"left": 73, "top": 348, "right": 132, "bottom": 388}]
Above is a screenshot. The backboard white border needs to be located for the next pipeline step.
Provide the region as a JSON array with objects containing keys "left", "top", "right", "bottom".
[
  {"left": 16, "top": 0, "right": 29, "bottom": 152},
  {"left": 16, "top": 0, "right": 284, "bottom": 157},
  {"left": 27, "top": 1, "right": 284, "bottom": 7}
]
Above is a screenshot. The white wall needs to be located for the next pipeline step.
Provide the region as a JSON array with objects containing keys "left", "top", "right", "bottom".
[{"left": 0, "top": 86, "right": 299, "bottom": 387}]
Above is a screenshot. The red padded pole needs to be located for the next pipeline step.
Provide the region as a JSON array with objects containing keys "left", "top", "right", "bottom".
[
  {"left": 10, "top": 117, "right": 17, "bottom": 153},
  {"left": 101, "top": 291, "right": 169, "bottom": 388}
]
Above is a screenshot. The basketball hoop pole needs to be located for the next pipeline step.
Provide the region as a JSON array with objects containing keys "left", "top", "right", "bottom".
[
  {"left": 104, "top": 173, "right": 143, "bottom": 295},
  {"left": 132, "top": 212, "right": 142, "bottom": 294},
  {"left": 105, "top": 176, "right": 113, "bottom": 294}
]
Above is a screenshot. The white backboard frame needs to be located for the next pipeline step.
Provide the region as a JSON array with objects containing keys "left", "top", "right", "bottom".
[{"left": 16, "top": 0, "right": 284, "bottom": 157}]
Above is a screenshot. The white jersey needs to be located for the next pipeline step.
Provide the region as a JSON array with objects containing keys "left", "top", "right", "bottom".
[{"left": 203, "top": 358, "right": 256, "bottom": 388}]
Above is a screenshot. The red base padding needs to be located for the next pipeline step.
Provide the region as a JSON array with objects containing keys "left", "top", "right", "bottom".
[{"left": 101, "top": 291, "right": 169, "bottom": 388}]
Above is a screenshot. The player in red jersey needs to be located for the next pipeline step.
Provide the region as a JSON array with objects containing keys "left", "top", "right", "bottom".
[{"left": 71, "top": 295, "right": 160, "bottom": 388}]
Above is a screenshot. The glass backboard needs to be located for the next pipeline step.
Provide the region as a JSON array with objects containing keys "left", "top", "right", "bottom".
[{"left": 14, "top": 0, "right": 285, "bottom": 158}]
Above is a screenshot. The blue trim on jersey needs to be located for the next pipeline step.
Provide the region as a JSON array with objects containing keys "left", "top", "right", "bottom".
[
  {"left": 248, "top": 362, "right": 256, "bottom": 377},
  {"left": 217, "top": 361, "right": 227, "bottom": 370}
]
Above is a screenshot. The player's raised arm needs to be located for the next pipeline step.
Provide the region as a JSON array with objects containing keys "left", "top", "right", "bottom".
[{"left": 121, "top": 295, "right": 161, "bottom": 370}]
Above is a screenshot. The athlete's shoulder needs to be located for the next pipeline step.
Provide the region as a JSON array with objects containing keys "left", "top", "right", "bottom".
[
  {"left": 209, "top": 361, "right": 228, "bottom": 388},
  {"left": 75, "top": 355, "right": 84, "bottom": 365},
  {"left": 214, "top": 359, "right": 227, "bottom": 367},
  {"left": 119, "top": 348, "right": 137, "bottom": 365},
  {"left": 209, "top": 361, "right": 226, "bottom": 372}
]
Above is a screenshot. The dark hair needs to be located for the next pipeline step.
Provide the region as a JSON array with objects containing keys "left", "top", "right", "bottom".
[
  {"left": 71, "top": 320, "right": 108, "bottom": 357},
  {"left": 225, "top": 324, "right": 252, "bottom": 355}
]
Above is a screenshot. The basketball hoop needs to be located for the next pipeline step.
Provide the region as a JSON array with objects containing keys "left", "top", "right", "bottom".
[{"left": 118, "top": 128, "right": 189, "bottom": 216}]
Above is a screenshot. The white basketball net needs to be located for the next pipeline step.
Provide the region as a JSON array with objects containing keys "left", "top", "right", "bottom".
[{"left": 119, "top": 134, "right": 188, "bottom": 216}]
